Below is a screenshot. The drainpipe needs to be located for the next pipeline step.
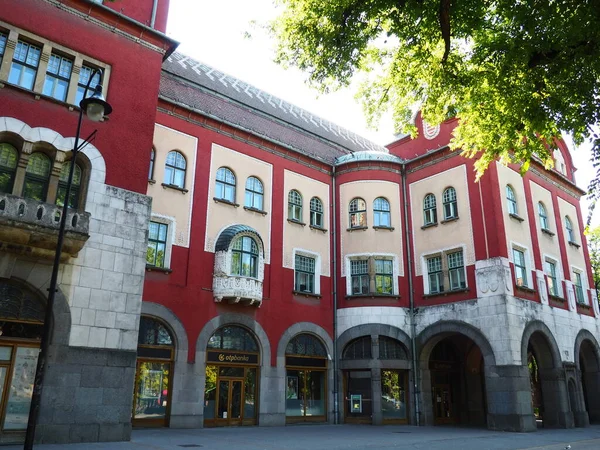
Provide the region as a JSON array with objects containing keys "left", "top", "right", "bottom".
[
  {"left": 402, "top": 163, "right": 420, "bottom": 426},
  {"left": 332, "top": 165, "right": 339, "bottom": 424},
  {"left": 150, "top": 0, "right": 159, "bottom": 28}
]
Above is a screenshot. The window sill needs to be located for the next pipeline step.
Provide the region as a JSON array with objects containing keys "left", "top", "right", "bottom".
[
  {"left": 346, "top": 294, "right": 400, "bottom": 300},
  {"left": 287, "top": 219, "right": 306, "bottom": 226},
  {"left": 373, "top": 226, "right": 395, "bottom": 231},
  {"left": 548, "top": 294, "right": 565, "bottom": 303},
  {"left": 516, "top": 285, "right": 536, "bottom": 294},
  {"left": 541, "top": 228, "right": 555, "bottom": 237},
  {"left": 244, "top": 206, "right": 267, "bottom": 215},
  {"left": 309, "top": 225, "right": 328, "bottom": 233},
  {"left": 145, "top": 265, "right": 172, "bottom": 274},
  {"left": 568, "top": 241, "right": 581, "bottom": 249},
  {"left": 421, "top": 223, "right": 438, "bottom": 230},
  {"left": 509, "top": 213, "right": 525, "bottom": 222},
  {"left": 162, "top": 183, "right": 189, "bottom": 193},
  {"left": 441, "top": 216, "right": 459, "bottom": 224},
  {"left": 213, "top": 197, "right": 239, "bottom": 207},
  {"left": 347, "top": 226, "right": 368, "bottom": 232},
  {"left": 148, "top": 179, "right": 156, "bottom": 185},
  {"left": 292, "top": 291, "right": 322, "bottom": 299},
  {"left": 577, "top": 303, "right": 591, "bottom": 310},
  {"left": 423, "top": 288, "right": 469, "bottom": 299}
]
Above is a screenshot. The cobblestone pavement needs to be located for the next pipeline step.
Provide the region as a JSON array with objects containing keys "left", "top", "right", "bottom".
[{"left": 7, "top": 424, "right": 600, "bottom": 450}]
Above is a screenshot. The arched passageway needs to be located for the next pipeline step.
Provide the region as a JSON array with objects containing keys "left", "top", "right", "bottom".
[{"left": 578, "top": 338, "right": 600, "bottom": 423}]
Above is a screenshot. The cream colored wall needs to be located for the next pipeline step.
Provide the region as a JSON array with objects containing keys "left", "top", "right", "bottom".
[
  {"left": 149, "top": 124, "right": 197, "bottom": 248},
  {"left": 496, "top": 163, "right": 534, "bottom": 273},
  {"left": 282, "top": 170, "right": 330, "bottom": 276},
  {"left": 410, "top": 164, "right": 475, "bottom": 276},
  {"left": 339, "top": 180, "right": 403, "bottom": 277},
  {"left": 204, "top": 144, "right": 273, "bottom": 263},
  {"left": 529, "top": 181, "right": 564, "bottom": 282},
  {"left": 557, "top": 197, "right": 587, "bottom": 286}
]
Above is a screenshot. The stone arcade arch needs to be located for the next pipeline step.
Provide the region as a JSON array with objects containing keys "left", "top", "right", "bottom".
[
  {"left": 417, "top": 321, "right": 495, "bottom": 428},
  {"left": 337, "top": 324, "right": 412, "bottom": 425},
  {"left": 521, "top": 321, "right": 573, "bottom": 428},
  {"left": 574, "top": 330, "right": 600, "bottom": 424}
]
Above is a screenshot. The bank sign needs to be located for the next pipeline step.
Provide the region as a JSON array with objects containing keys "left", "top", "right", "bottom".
[{"left": 207, "top": 350, "right": 259, "bottom": 365}]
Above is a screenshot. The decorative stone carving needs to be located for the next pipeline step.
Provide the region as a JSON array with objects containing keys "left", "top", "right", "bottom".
[
  {"left": 565, "top": 281, "right": 576, "bottom": 311},
  {"left": 536, "top": 270, "right": 548, "bottom": 305},
  {"left": 591, "top": 290, "right": 599, "bottom": 316},
  {"left": 475, "top": 257, "right": 513, "bottom": 298},
  {"left": 422, "top": 120, "right": 441, "bottom": 140}
]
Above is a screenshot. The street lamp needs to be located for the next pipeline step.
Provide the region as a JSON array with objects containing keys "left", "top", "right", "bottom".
[{"left": 24, "top": 69, "right": 113, "bottom": 450}]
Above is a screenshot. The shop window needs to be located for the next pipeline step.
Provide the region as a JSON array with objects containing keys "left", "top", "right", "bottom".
[
  {"left": 512, "top": 248, "right": 528, "bottom": 287},
  {"left": 42, "top": 54, "right": 73, "bottom": 102},
  {"left": 343, "top": 336, "right": 372, "bottom": 360},
  {"left": 0, "top": 143, "right": 18, "bottom": 194},
  {"left": 147, "top": 221, "right": 168, "bottom": 268},
  {"left": 164, "top": 151, "right": 186, "bottom": 189},
  {"left": 442, "top": 187, "right": 457, "bottom": 220},
  {"left": 538, "top": 202, "right": 549, "bottom": 230},
  {"left": 381, "top": 370, "right": 408, "bottom": 423},
  {"left": 373, "top": 197, "right": 391, "bottom": 227},
  {"left": 423, "top": 193, "right": 437, "bottom": 225},
  {"left": 8, "top": 40, "right": 41, "bottom": 90},
  {"left": 310, "top": 197, "right": 324, "bottom": 228},
  {"left": 506, "top": 185, "right": 518, "bottom": 215},
  {"left": 349, "top": 197, "right": 367, "bottom": 228},
  {"left": 545, "top": 260, "right": 559, "bottom": 297},
  {"left": 56, "top": 161, "right": 82, "bottom": 209},
  {"left": 23, "top": 152, "right": 51, "bottom": 201},
  {"left": 294, "top": 254, "right": 315, "bottom": 294},
  {"left": 288, "top": 189, "right": 303, "bottom": 222},
  {"left": 231, "top": 236, "right": 258, "bottom": 278},
  {"left": 244, "top": 176, "right": 263, "bottom": 210}
]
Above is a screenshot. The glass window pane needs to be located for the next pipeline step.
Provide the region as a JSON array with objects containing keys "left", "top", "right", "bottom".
[
  {"left": 3, "top": 347, "right": 38, "bottom": 430},
  {"left": 133, "top": 362, "right": 171, "bottom": 420},
  {"left": 22, "top": 180, "right": 45, "bottom": 201},
  {"left": 381, "top": 370, "right": 407, "bottom": 420}
]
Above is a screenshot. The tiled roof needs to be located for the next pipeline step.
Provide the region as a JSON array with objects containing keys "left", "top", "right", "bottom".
[{"left": 160, "top": 52, "right": 388, "bottom": 163}]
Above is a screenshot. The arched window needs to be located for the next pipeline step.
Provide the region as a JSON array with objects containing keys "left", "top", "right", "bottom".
[
  {"left": 565, "top": 216, "right": 576, "bottom": 242},
  {"left": 538, "top": 202, "right": 549, "bottom": 230},
  {"left": 378, "top": 336, "right": 408, "bottom": 360},
  {"left": 164, "top": 150, "right": 186, "bottom": 188},
  {"left": 310, "top": 197, "right": 324, "bottom": 228},
  {"left": 231, "top": 235, "right": 258, "bottom": 278},
  {"left": 288, "top": 189, "right": 303, "bottom": 221},
  {"left": 215, "top": 167, "right": 236, "bottom": 202},
  {"left": 56, "top": 161, "right": 82, "bottom": 208},
  {"left": 442, "top": 187, "right": 457, "bottom": 220},
  {"left": 423, "top": 193, "right": 437, "bottom": 225},
  {"left": 138, "top": 316, "right": 174, "bottom": 346},
  {"left": 244, "top": 176, "right": 263, "bottom": 210},
  {"left": 349, "top": 197, "right": 367, "bottom": 228},
  {"left": 0, "top": 143, "right": 18, "bottom": 194},
  {"left": 373, "top": 197, "right": 391, "bottom": 227},
  {"left": 286, "top": 334, "right": 327, "bottom": 357},
  {"left": 149, "top": 148, "right": 155, "bottom": 180},
  {"left": 207, "top": 325, "right": 258, "bottom": 352},
  {"left": 23, "top": 152, "right": 51, "bottom": 201},
  {"left": 506, "top": 185, "right": 518, "bottom": 215},
  {"left": 342, "top": 336, "right": 372, "bottom": 359}
]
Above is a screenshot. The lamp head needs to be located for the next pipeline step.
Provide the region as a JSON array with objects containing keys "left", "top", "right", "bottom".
[{"left": 79, "top": 83, "right": 112, "bottom": 122}]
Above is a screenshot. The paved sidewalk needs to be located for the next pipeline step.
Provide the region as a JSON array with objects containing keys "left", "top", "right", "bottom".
[{"left": 7, "top": 424, "right": 600, "bottom": 450}]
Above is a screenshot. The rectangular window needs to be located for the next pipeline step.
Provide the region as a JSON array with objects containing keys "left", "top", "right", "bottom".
[
  {"left": 374, "top": 259, "right": 393, "bottom": 294},
  {"left": 513, "top": 248, "right": 527, "bottom": 287},
  {"left": 295, "top": 254, "right": 315, "bottom": 293},
  {"left": 75, "top": 65, "right": 101, "bottom": 106},
  {"left": 427, "top": 256, "right": 443, "bottom": 294},
  {"left": 574, "top": 272, "right": 585, "bottom": 304},
  {"left": 0, "top": 32, "right": 7, "bottom": 65},
  {"left": 545, "top": 260, "right": 558, "bottom": 297},
  {"left": 43, "top": 54, "right": 72, "bottom": 101},
  {"left": 8, "top": 40, "right": 41, "bottom": 90},
  {"left": 351, "top": 260, "right": 369, "bottom": 295},
  {"left": 447, "top": 251, "right": 466, "bottom": 291},
  {"left": 147, "top": 221, "right": 168, "bottom": 268}
]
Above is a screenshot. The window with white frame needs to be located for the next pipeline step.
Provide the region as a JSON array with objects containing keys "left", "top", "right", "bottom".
[
  {"left": 442, "top": 187, "right": 457, "bottom": 220},
  {"left": 244, "top": 176, "right": 264, "bottom": 210},
  {"left": 375, "top": 259, "right": 393, "bottom": 294},
  {"left": 423, "top": 193, "right": 437, "bottom": 225},
  {"left": 8, "top": 40, "right": 41, "bottom": 90},
  {"left": 310, "top": 197, "right": 324, "bottom": 228},
  {"left": 512, "top": 248, "right": 528, "bottom": 287},
  {"left": 288, "top": 189, "right": 303, "bottom": 221},
  {"left": 149, "top": 148, "right": 155, "bottom": 180},
  {"left": 215, "top": 167, "right": 236, "bottom": 202},
  {"left": 75, "top": 65, "right": 101, "bottom": 105},
  {"left": 43, "top": 53, "right": 73, "bottom": 102},
  {"left": 565, "top": 216, "right": 576, "bottom": 243},
  {"left": 573, "top": 271, "right": 585, "bottom": 304},
  {"left": 147, "top": 221, "right": 168, "bottom": 268},
  {"left": 350, "top": 259, "right": 369, "bottom": 295},
  {"left": 447, "top": 251, "right": 466, "bottom": 290},
  {"left": 349, "top": 256, "right": 396, "bottom": 296},
  {"left": 0, "top": 32, "right": 8, "bottom": 66},
  {"left": 294, "top": 254, "right": 315, "bottom": 293},
  {"left": 545, "top": 259, "right": 558, "bottom": 297},
  {"left": 231, "top": 236, "right": 258, "bottom": 278},
  {"left": 165, "top": 151, "right": 187, "bottom": 189},
  {"left": 538, "top": 202, "right": 549, "bottom": 230},
  {"left": 427, "top": 256, "right": 443, "bottom": 294},
  {"left": 506, "top": 185, "right": 518, "bottom": 215},
  {"left": 349, "top": 197, "right": 367, "bottom": 228},
  {"left": 373, "top": 197, "right": 391, "bottom": 227}
]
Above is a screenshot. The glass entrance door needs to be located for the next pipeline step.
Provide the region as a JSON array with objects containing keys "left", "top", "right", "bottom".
[
  {"left": 432, "top": 384, "right": 454, "bottom": 423},
  {"left": 216, "top": 379, "right": 243, "bottom": 426}
]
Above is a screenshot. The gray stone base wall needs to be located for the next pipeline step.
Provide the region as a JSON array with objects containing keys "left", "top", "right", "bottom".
[{"left": 36, "top": 344, "right": 136, "bottom": 444}]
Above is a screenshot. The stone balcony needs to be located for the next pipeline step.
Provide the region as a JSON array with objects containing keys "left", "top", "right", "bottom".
[
  {"left": 0, "top": 194, "right": 90, "bottom": 260},
  {"left": 213, "top": 275, "right": 263, "bottom": 307}
]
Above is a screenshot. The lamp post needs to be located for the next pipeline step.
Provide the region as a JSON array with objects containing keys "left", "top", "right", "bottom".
[{"left": 24, "top": 69, "right": 112, "bottom": 450}]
